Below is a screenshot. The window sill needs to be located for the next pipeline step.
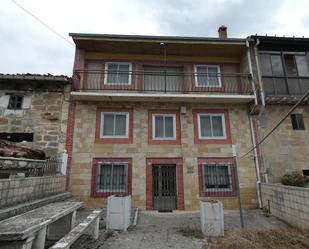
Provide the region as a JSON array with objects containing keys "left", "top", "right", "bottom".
[{"left": 92, "top": 192, "right": 129, "bottom": 198}]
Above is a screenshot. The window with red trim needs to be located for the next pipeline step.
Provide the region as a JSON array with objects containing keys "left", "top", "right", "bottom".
[
  {"left": 198, "top": 158, "right": 236, "bottom": 197},
  {"left": 148, "top": 110, "right": 181, "bottom": 144},
  {"left": 193, "top": 109, "right": 231, "bottom": 144},
  {"left": 91, "top": 158, "right": 132, "bottom": 197},
  {"left": 95, "top": 108, "right": 133, "bottom": 144}
]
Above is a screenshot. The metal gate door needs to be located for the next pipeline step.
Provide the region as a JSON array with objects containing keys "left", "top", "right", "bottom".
[{"left": 153, "top": 164, "right": 177, "bottom": 211}]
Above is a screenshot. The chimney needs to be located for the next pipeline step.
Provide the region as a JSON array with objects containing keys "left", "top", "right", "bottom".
[{"left": 218, "top": 25, "right": 227, "bottom": 38}]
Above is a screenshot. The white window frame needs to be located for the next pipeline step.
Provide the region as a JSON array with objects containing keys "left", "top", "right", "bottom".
[
  {"left": 100, "top": 112, "right": 129, "bottom": 138},
  {"left": 104, "top": 62, "right": 132, "bottom": 85},
  {"left": 152, "top": 114, "right": 176, "bottom": 140},
  {"left": 197, "top": 113, "right": 226, "bottom": 139},
  {"left": 202, "top": 163, "right": 232, "bottom": 192},
  {"left": 194, "top": 64, "right": 221, "bottom": 87},
  {"left": 97, "top": 162, "right": 128, "bottom": 193}
]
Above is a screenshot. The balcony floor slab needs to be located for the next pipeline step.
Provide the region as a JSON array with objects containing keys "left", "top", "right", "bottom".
[{"left": 71, "top": 91, "right": 255, "bottom": 104}]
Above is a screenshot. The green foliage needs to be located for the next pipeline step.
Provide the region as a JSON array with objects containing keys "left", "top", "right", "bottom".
[
  {"left": 261, "top": 206, "right": 270, "bottom": 217},
  {"left": 281, "top": 172, "right": 309, "bottom": 187}
]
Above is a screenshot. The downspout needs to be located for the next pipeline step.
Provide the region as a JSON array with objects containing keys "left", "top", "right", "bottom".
[
  {"left": 246, "top": 37, "right": 262, "bottom": 208},
  {"left": 253, "top": 38, "right": 269, "bottom": 183},
  {"left": 246, "top": 39, "right": 258, "bottom": 109}
]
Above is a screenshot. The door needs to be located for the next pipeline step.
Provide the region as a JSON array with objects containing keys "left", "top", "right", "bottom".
[
  {"left": 153, "top": 164, "right": 177, "bottom": 211},
  {"left": 143, "top": 66, "right": 184, "bottom": 92}
]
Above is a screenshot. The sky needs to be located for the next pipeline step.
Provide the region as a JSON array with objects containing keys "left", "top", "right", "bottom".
[{"left": 0, "top": 0, "right": 309, "bottom": 76}]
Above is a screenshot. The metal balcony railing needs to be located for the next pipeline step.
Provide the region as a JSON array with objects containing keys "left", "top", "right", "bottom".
[{"left": 72, "top": 70, "right": 254, "bottom": 95}]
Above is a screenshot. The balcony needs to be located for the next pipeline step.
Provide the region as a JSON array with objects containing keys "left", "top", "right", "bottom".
[
  {"left": 71, "top": 70, "right": 256, "bottom": 103},
  {"left": 263, "top": 76, "right": 309, "bottom": 103}
]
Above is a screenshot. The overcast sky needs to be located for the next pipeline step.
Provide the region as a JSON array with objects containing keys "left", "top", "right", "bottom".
[{"left": 1, "top": 0, "right": 309, "bottom": 75}]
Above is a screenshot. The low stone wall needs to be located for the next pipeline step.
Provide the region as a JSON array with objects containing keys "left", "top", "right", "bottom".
[
  {"left": 0, "top": 175, "right": 65, "bottom": 208},
  {"left": 261, "top": 183, "right": 309, "bottom": 229}
]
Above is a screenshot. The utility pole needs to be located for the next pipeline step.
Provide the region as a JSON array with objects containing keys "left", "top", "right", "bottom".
[{"left": 233, "top": 144, "right": 245, "bottom": 228}]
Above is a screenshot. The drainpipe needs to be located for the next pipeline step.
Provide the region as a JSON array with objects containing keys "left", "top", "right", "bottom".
[
  {"left": 246, "top": 37, "right": 262, "bottom": 208},
  {"left": 246, "top": 39, "right": 258, "bottom": 109},
  {"left": 253, "top": 38, "right": 269, "bottom": 184}
]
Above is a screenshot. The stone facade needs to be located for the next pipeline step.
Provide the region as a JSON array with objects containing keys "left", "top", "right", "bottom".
[
  {"left": 261, "top": 183, "right": 309, "bottom": 229},
  {"left": 69, "top": 101, "right": 258, "bottom": 210},
  {"left": 257, "top": 105, "right": 309, "bottom": 183},
  {"left": 0, "top": 79, "right": 70, "bottom": 157},
  {"left": 0, "top": 175, "right": 65, "bottom": 208}
]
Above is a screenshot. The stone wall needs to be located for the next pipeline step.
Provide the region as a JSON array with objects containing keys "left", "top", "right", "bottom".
[
  {"left": 0, "top": 83, "right": 70, "bottom": 158},
  {"left": 261, "top": 183, "right": 309, "bottom": 229},
  {"left": 69, "top": 101, "right": 258, "bottom": 210},
  {"left": 0, "top": 175, "right": 65, "bottom": 208},
  {"left": 258, "top": 105, "right": 309, "bottom": 182}
]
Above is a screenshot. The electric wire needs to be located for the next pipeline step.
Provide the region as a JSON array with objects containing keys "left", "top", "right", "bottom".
[{"left": 10, "top": 0, "right": 74, "bottom": 46}]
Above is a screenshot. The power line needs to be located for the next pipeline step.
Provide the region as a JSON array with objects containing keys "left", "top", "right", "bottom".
[
  {"left": 10, "top": 0, "right": 74, "bottom": 47},
  {"left": 239, "top": 90, "right": 309, "bottom": 159}
]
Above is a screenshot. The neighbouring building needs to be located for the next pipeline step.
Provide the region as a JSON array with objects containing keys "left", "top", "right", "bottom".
[
  {"left": 67, "top": 27, "right": 260, "bottom": 211},
  {"left": 0, "top": 74, "right": 71, "bottom": 158},
  {"left": 250, "top": 35, "right": 309, "bottom": 183}
]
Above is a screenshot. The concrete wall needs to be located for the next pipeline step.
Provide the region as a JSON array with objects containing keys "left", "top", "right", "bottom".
[
  {"left": 261, "top": 183, "right": 309, "bottom": 229},
  {"left": 0, "top": 175, "right": 65, "bottom": 208},
  {"left": 0, "top": 83, "right": 70, "bottom": 157},
  {"left": 258, "top": 105, "right": 309, "bottom": 182},
  {"left": 69, "top": 101, "right": 258, "bottom": 210}
]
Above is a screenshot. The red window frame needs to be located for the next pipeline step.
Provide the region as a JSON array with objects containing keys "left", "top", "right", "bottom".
[
  {"left": 198, "top": 157, "right": 236, "bottom": 197},
  {"left": 148, "top": 109, "right": 181, "bottom": 145},
  {"left": 91, "top": 158, "right": 132, "bottom": 198},
  {"left": 192, "top": 109, "right": 231, "bottom": 144},
  {"left": 95, "top": 108, "right": 133, "bottom": 144}
]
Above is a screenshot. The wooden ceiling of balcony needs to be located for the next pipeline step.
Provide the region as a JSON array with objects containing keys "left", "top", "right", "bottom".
[{"left": 73, "top": 39, "right": 246, "bottom": 57}]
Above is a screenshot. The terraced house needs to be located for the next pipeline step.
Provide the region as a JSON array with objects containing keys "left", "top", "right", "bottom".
[
  {"left": 67, "top": 27, "right": 260, "bottom": 211},
  {"left": 250, "top": 35, "right": 309, "bottom": 183}
]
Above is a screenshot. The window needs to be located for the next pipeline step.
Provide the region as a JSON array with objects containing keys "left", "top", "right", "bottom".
[
  {"left": 97, "top": 162, "right": 128, "bottom": 193},
  {"left": 260, "top": 52, "right": 309, "bottom": 77},
  {"left": 152, "top": 114, "right": 176, "bottom": 140},
  {"left": 92, "top": 158, "right": 132, "bottom": 197},
  {"left": 198, "top": 158, "right": 236, "bottom": 197},
  {"left": 148, "top": 110, "right": 181, "bottom": 144},
  {"left": 195, "top": 65, "right": 221, "bottom": 87},
  {"left": 105, "top": 63, "right": 131, "bottom": 85},
  {"left": 0, "top": 133, "right": 33, "bottom": 142},
  {"left": 291, "top": 114, "right": 305, "bottom": 130},
  {"left": 198, "top": 113, "right": 226, "bottom": 139},
  {"left": 193, "top": 110, "right": 231, "bottom": 144},
  {"left": 101, "top": 112, "right": 129, "bottom": 138},
  {"left": 96, "top": 108, "right": 133, "bottom": 144},
  {"left": 202, "top": 163, "right": 232, "bottom": 192},
  {"left": 7, "top": 95, "right": 23, "bottom": 110}
]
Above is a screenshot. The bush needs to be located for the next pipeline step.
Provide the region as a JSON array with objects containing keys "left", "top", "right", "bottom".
[{"left": 281, "top": 172, "right": 309, "bottom": 187}]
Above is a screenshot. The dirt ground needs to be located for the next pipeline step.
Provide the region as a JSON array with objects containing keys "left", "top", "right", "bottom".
[
  {"left": 203, "top": 229, "right": 309, "bottom": 249},
  {"left": 70, "top": 210, "right": 309, "bottom": 249}
]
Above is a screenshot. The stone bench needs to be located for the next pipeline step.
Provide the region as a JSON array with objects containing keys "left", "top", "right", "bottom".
[
  {"left": 50, "top": 210, "right": 101, "bottom": 249},
  {"left": 0, "top": 201, "right": 82, "bottom": 249}
]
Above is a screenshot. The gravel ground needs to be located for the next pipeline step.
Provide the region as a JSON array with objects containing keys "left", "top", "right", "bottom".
[{"left": 69, "top": 209, "right": 289, "bottom": 249}]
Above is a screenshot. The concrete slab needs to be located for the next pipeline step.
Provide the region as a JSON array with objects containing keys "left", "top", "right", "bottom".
[{"left": 0, "top": 201, "right": 82, "bottom": 241}]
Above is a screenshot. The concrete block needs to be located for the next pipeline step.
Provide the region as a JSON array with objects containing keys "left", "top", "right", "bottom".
[
  {"left": 200, "top": 200, "right": 224, "bottom": 237},
  {"left": 106, "top": 195, "right": 131, "bottom": 231}
]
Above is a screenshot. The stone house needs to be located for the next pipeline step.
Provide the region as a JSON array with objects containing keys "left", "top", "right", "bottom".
[
  {"left": 67, "top": 27, "right": 260, "bottom": 211},
  {"left": 249, "top": 36, "right": 309, "bottom": 183},
  {"left": 0, "top": 74, "right": 70, "bottom": 158}
]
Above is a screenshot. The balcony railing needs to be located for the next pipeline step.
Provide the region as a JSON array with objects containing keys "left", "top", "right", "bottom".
[
  {"left": 72, "top": 70, "right": 254, "bottom": 95},
  {"left": 263, "top": 76, "right": 309, "bottom": 96}
]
